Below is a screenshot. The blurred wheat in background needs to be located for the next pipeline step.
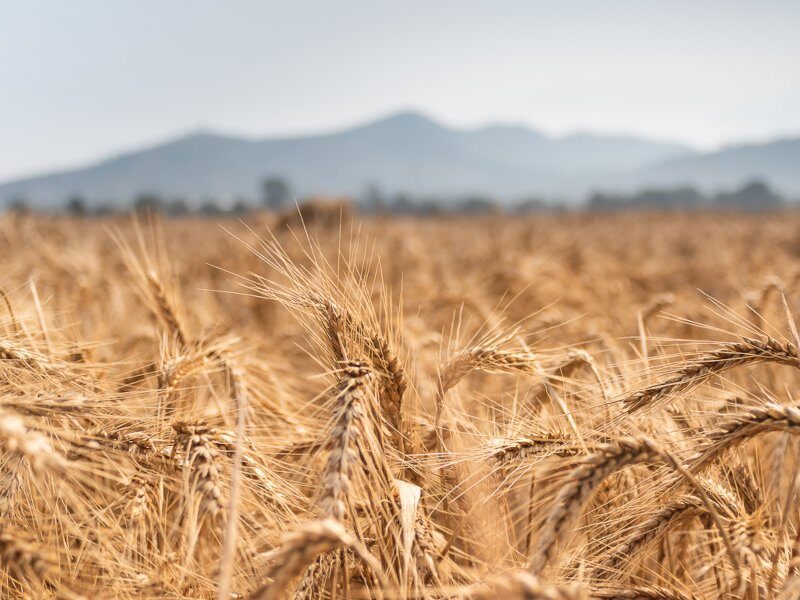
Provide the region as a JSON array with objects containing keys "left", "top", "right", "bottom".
[{"left": 0, "top": 208, "right": 798, "bottom": 599}]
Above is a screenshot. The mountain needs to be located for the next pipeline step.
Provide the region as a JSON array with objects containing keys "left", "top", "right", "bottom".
[
  {"left": 1, "top": 111, "right": 797, "bottom": 207},
  {"left": 630, "top": 138, "right": 800, "bottom": 194},
  {"left": 0, "top": 112, "right": 697, "bottom": 208}
]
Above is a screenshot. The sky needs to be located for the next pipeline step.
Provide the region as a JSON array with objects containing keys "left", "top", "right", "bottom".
[{"left": 1, "top": 0, "right": 799, "bottom": 181}]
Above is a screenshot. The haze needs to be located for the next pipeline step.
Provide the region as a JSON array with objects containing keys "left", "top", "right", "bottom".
[{"left": 1, "top": 0, "right": 799, "bottom": 181}]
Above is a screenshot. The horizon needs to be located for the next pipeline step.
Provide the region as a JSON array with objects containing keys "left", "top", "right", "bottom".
[
  {"left": 0, "top": 108, "right": 708, "bottom": 183},
  {"left": 3, "top": 108, "right": 797, "bottom": 185},
  {"left": 2, "top": 1, "right": 799, "bottom": 181}
]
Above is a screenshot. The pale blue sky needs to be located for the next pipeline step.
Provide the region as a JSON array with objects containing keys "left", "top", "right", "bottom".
[{"left": 1, "top": 0, "right": 798, "bottom": 180}]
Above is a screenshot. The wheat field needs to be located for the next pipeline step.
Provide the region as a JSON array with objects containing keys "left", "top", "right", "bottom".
[{"left": 0, "top": 209, "right": 799, "bottom": 599}]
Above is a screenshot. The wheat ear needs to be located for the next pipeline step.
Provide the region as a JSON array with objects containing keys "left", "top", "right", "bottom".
[
  {"left": 528, "top": 437, "right": 665, "bottom": 575},
  {"left": 146, "top": 269, "right": 187, "bottom": 346},
  {"left": 596, "top": 494, "right": 703, "bottom": 572},
  {"left": 689, "top": 403, "right": 800, "bottom": 471},
  {"left": 459, "top": 571, "right": 584, "bottom": 599},
  {"left": 249, "top": 518, "right": 383, "bottom": 600},
  {"left": 0, "top": 410, "right": 64, "bottom": 472},
  {"left": 315, "top": 297, "right": 407, "bottom": 450},
  {"left": 529, "top": 436, "right": 740, "bottom": 576},
  {"left": 489, "top": 435, "right": 580, "bottom": 465},
  {"left": 319, "top": 361, "right": 372, "bottom": 520},
  {"left": 173, "top": 421, "right": 224, "bottom": 519},
  {"left": 590, "top": 585, "right": 695, "bottom": 600},
  {"left": 623, "top": 337, "right": 800, "bottom": 413},
  {"left": 0, "top": 526, "right": 84, "bottom": 599}
]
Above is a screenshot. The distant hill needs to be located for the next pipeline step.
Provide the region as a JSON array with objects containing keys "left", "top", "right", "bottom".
[
  {"left": 630, "top": 138, "right": 800, "bottom": 194},
  {"left": 0, "top": 111, "right": 797, "bottom": 207}
]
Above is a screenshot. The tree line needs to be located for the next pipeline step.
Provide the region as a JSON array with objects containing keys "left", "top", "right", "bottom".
[{"left": 4, "top": 176, "right": 790, "bottom": 216}]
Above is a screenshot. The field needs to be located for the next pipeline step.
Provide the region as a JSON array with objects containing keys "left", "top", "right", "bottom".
[{"left": 0, "top": 210, "right": 799, "bottom": 599}]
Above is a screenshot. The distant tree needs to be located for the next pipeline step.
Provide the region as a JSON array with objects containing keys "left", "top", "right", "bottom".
[
  {"left": 587, "top": 191, "right": 627, "bottom": 211},
  {"left": 588, "top": 186, "right": 707, "bottom": 211},
  {"left": 457, "top": 195, "right": 497, "bottom": 215},
  {"left": 133, "top": 193, "right": 164, "bottom": 214},
  {"left": 66, "top": 194, "right": 87, "bottom": 216},
  {"left": 362, "top": 183, "right": 386, "bottom": 213},
  {"left": 229, "top": 198, "right": 252, "bottom": 215},
  {"left": 92, "top": 204, "right": 116, "bottom": 217},
  {"left": 261, "top": 177, "right": 292, "bottom": 209},
  {"left": 165, "top": 198, "right": 190, "bottom": 216},
  {"left": 714, "top": 180, "right": 783, "bottom": 211},
  {"left": 513, "top": 196, "right": 549, "bottom": 214},
  {"left": 7, "top": 197, "right": 31, "bottom": 215},
  {"left": 632, "top": 186, "right": 705, "bottom": 209},
  {"left": 415, "top": 199, "right": 443, "bottom": 216},
  {"left": 670, "top": 186, "right": 705, "bottom": 207},
  {"left": 389, "top": 193, "right": 413, "bottom": 214},
  {"left": 198, "top": 200, "right": 224, "bottom": 216}
]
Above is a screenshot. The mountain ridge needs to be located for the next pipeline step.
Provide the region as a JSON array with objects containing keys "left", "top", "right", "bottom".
[{"left": 1, "top": 111, "right": 797, "bottom": 207}]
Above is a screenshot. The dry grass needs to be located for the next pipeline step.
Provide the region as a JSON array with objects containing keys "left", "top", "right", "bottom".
[{"left": 0, "top": 210, "right": 798, "bottom": 599}]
